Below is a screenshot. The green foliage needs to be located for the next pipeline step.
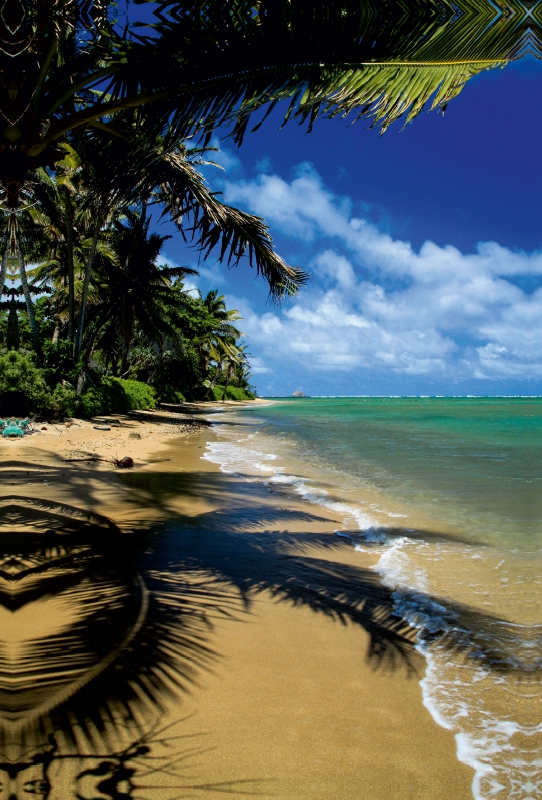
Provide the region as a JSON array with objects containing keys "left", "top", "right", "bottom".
[
  {"left": 42, "top": 339, "right": 79, "bottom": 385},
  {"left": 0, "top": 352, "right": 47, "bottom": 406},
  {"left": 75, "top": 388, "right": 105, "bottom": 419},
  {"left": 40, "top": 384, "right": 79, "bottom": 419},
  {"left": 211, "top": 385, "right": 255, "bottom": 402},
  {"left": 0, "top": 0, "right": 517, "bottom": 208},
  {"left": 77, "top": 378, "right": 156, "bottom": 418},
  {"left": 7, "top": 206, "right": 257, "bottom": 407},
  {"left": 116, "top": 379, "right": 157, "bottom": 412},
  {"left": 0, "top": 352, "right": 77, "bottom": 418},
  {"left": 12, "top": 299, "right": 56, "bottom": 353},
  {"left": 0, "top": 353, "right": 156, "bottom": 419}
]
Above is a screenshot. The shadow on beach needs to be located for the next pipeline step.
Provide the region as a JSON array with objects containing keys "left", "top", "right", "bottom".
[{"left": 0, "top": 446, "right": 533, "bottom": 798}]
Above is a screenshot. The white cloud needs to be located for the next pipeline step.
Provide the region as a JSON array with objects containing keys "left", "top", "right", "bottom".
[
  {"left": 222, "top": 167, "right": 542, "bottom": 384},
  {"left": 254, "top": 155, "right": 273, "bottom": 174},
  {"left": 248, "top": 356, "right": 271, "bottom": 374},
  {"left": 208, "top": 139, "right": 243, "bottom": 175},
  {"left": 198, "top": 262, "right": 226, "bottom": 286}
]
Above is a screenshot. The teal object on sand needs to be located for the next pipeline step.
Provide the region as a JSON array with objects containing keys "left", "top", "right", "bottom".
[{"left": 1, "top": 418, "right": 30, "bottom": 438}]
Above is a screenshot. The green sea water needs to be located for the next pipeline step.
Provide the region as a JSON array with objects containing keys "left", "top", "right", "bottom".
[
  {"left": 204, "top": 397, "right": 542, "bottom": 800},
  {"left": 241, "top": 397, "right": 542, "bottom": 550}
]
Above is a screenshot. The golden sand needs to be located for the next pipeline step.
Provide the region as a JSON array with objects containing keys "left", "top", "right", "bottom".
[{"left": 0, "top": 408, "right": 474, "bottom": 798}]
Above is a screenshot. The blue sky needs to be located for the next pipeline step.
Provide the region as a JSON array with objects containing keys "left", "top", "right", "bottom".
[{"left": 159, "top": 58, "right": 542, "bottom": 396}]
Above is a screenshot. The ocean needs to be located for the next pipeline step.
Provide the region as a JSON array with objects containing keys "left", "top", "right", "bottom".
[{"left": 203, "top": 397, "right": 542, "bottom": 800}]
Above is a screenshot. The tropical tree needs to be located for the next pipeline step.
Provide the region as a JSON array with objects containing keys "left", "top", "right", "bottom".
[
  {"left": 22, "top": 145, "right": 85, "bottom": 345},
  {"left": 77, "top": 125, "right": 308, "bottom": 300},
  {"left": 0, "top": 0, "right": 524, "bottom": 210},
  {"left": 1, "top": 0, "right": 530, "bottom": 410},
  {"left": 0, "top": 219, "right": 44, "bottom": 358},
  {"left": 0, "top": 0, "right": 524, "bottom": 344},
  {"left": 19, "top": 126, "right": 308, "bottom": 367},
  {"left": 86, "top": 208, "right": 197, "bottom": 373},
  {"left": 2, "top": 194, "right": 254, "bottom": 405}
]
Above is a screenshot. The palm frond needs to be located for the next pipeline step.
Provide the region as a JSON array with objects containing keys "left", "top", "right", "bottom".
[
  {"left": 154, "top": 150, "right": 308, "bottom": 299},
  {"left": 294, "top": 60, "right": 504, "bottom": 133}
]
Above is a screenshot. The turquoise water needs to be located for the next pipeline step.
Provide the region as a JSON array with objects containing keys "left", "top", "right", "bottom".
[
  {"left": 239, "top": 397, "right": 542, "bottom": 550},
  {"left": 204, "top": 397, "right": 542, "bottom": 800}
]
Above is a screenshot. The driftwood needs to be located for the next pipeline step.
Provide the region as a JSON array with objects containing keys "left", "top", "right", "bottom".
[{"left": 62, "top": 455, "right": 134, "bottom": 468}]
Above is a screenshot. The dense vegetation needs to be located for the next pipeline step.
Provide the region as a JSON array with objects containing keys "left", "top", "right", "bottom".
[
  {"left": 0, "top": 141, "right": 262, "bottom": 417},
  {"left": 0, "top": 0, "right": 517, "bottom": 417},
  {"left": 0, "top": 196, "right": 256, "bottom": 416}
]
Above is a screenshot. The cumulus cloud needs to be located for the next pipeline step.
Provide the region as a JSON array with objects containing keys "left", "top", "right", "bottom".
[{"left": 223, "top": 166, "right": 542, "bottom": 385}]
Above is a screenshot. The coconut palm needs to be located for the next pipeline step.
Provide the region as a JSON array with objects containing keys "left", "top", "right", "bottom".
[
  {"left": 0, "top": 0, "right": 532, "bottom": 375},
  {"left": 84, "top": 208, "right": 197, "bottom": 373},
  {"left": 21, "top": 145, "right": 84, "bottom": 344},
  {"left": 0, "top": 0, "right": 526, "bottom": 346},
  {"left": 199, "top": 290, "right": 243, "bottom": 364},
  {"left": 0, "top": 218, "right": 44, "bottom": 358},
  {"left": 0, "top": 0, "right": 526, "bottom": 208},
  {"left": 68, "top": 126, "right": 308, "bottom": 360}
]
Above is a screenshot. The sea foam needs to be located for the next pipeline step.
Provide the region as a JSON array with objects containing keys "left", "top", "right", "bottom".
[{"left": 202, "top": 426, "right": 539, "bottom": 800}]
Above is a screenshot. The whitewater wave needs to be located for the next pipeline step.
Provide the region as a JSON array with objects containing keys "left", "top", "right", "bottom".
[{"left": 202, "top": 431, "right": 540, "bottom": 800}]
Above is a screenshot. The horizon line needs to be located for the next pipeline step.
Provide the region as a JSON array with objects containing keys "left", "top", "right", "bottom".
[{"left": 259, "top": 395, "right": 542, "bottom": 399}]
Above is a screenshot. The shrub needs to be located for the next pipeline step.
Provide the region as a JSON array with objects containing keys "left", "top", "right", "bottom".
[
  {"left": 0, "top": 352, "right": 78, "bottom": 419},
  {"left": 117, "top": 379, "right": 156, "bottom": 411},
  {"left": 42, "top": 339, "right": 78, "bottom": 384},
  {"left": 76, "top": 377, "right": 156, "bottom": 417},
  {"left": 35, "top": 384, "right": 79, "bottom": 418},
  {"left": 155, "top": 388, "right": 186, "bottom": 404},
  {"left": 211, "top": 385, "right": 255, "bottom": 401},
  {"left": 0, "top": 352, "right": 50, "bottom": 416},
  {"left": 76, "top": 387, "right": 108, "bottom": 418}
]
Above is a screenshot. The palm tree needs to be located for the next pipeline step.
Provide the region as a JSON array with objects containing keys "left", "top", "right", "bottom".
[
  {"left": 0, "top": 0, "right": 521, "bottom": 207},
  {"left": 0, "top": 0, "right": 527, "bottom": 369},
  {"left": 201, "top": 291, "right": 244, "bottom": 364},
  {"left": 67, "top": 127, "right": 309, "bottom": 360},
  {"left": 15, "top": 242, "right": 42, "bottom": 358},
  {"left": 23, "top": 146, "right": 84, "bottom": 345},
  {"left": 16, "top": 126, "right": 304, "bottom": 368},
  {"left": 202, "top": 290, "right": 242, "bottom": 331},
  {"left": 85, "top": 207, "right": 198, "bottom": 375},
  {"left": 0, "top": 218, "right": 44, "bottom": 358}
]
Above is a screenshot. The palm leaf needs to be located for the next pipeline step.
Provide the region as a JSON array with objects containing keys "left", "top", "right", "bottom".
[
  {"left": 294, "top": 60, "right": 504, "bottom": 132},
  {"left": 153, "top": 149, "right": 308, "bottom": 299}
]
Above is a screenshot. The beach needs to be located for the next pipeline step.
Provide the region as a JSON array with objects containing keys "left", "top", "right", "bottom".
[{"left": 0, "top": 406, "right": 474, "bottom": 798}]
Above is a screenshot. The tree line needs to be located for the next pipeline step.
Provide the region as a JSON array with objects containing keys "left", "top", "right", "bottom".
[
  {"left": 0, "top": 0, "right": 519, "bottom": 416},
  {"left": 0, "top": 140, "right": 266, "bottom": 415}
]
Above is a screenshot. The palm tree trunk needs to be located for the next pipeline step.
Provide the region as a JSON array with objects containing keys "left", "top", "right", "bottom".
[
  {"left": 17, "top": 244, "right": 42, "bottom": 359},
  {"left": 62, "top": 185, "right": 75, "bottom": 345},
  {"left": 120, "top": 347, "right": 130, "bottom": 377},
  {"left": 75, "top": 212, "right": 102, "bottom": 365},
  {"left": 0, "top": 249, "right": 8, "bottom": 299}
]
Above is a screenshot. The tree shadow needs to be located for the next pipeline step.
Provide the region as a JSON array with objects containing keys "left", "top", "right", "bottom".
[
  {"left": 125, "top": 411, "right": 213, "bottom": 429},
  {"left": 0, "top": 453, "right": 533, "bottom": 797}
]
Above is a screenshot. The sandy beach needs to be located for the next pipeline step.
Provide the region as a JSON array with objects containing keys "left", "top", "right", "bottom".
[{"left": 0, "top": 407, "right": 474, "bottom": 799}]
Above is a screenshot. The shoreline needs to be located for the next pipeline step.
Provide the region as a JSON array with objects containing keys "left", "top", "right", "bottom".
[
  {"left": 0, "top": 409, "right": 474, "bottom": 798},
  {"left": 158, "top": 396, "right": 277, "bottom": 414}
]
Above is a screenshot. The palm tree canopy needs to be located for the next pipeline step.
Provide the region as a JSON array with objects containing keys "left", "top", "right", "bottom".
[{"left": 0, "top": 0, "right": 535, "bottom": 205}]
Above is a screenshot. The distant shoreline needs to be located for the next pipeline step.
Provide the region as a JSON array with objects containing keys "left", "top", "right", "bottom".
[{"left": 259, "top": 394, "right": 542, "bottom": 399}]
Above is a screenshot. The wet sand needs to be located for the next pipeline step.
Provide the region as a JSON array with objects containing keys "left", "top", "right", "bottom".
[{"left": 0, "top": 409, "right": 474, "bottom": 798}]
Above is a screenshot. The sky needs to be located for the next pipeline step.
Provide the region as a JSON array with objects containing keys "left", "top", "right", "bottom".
[{"left": 158, "top": 58, "right": 542, "bottom": 397}]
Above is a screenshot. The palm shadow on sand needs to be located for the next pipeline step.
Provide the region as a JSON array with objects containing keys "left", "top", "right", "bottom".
[{"left": 0, "top": 452, "right": 526, "bottom": 798}]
